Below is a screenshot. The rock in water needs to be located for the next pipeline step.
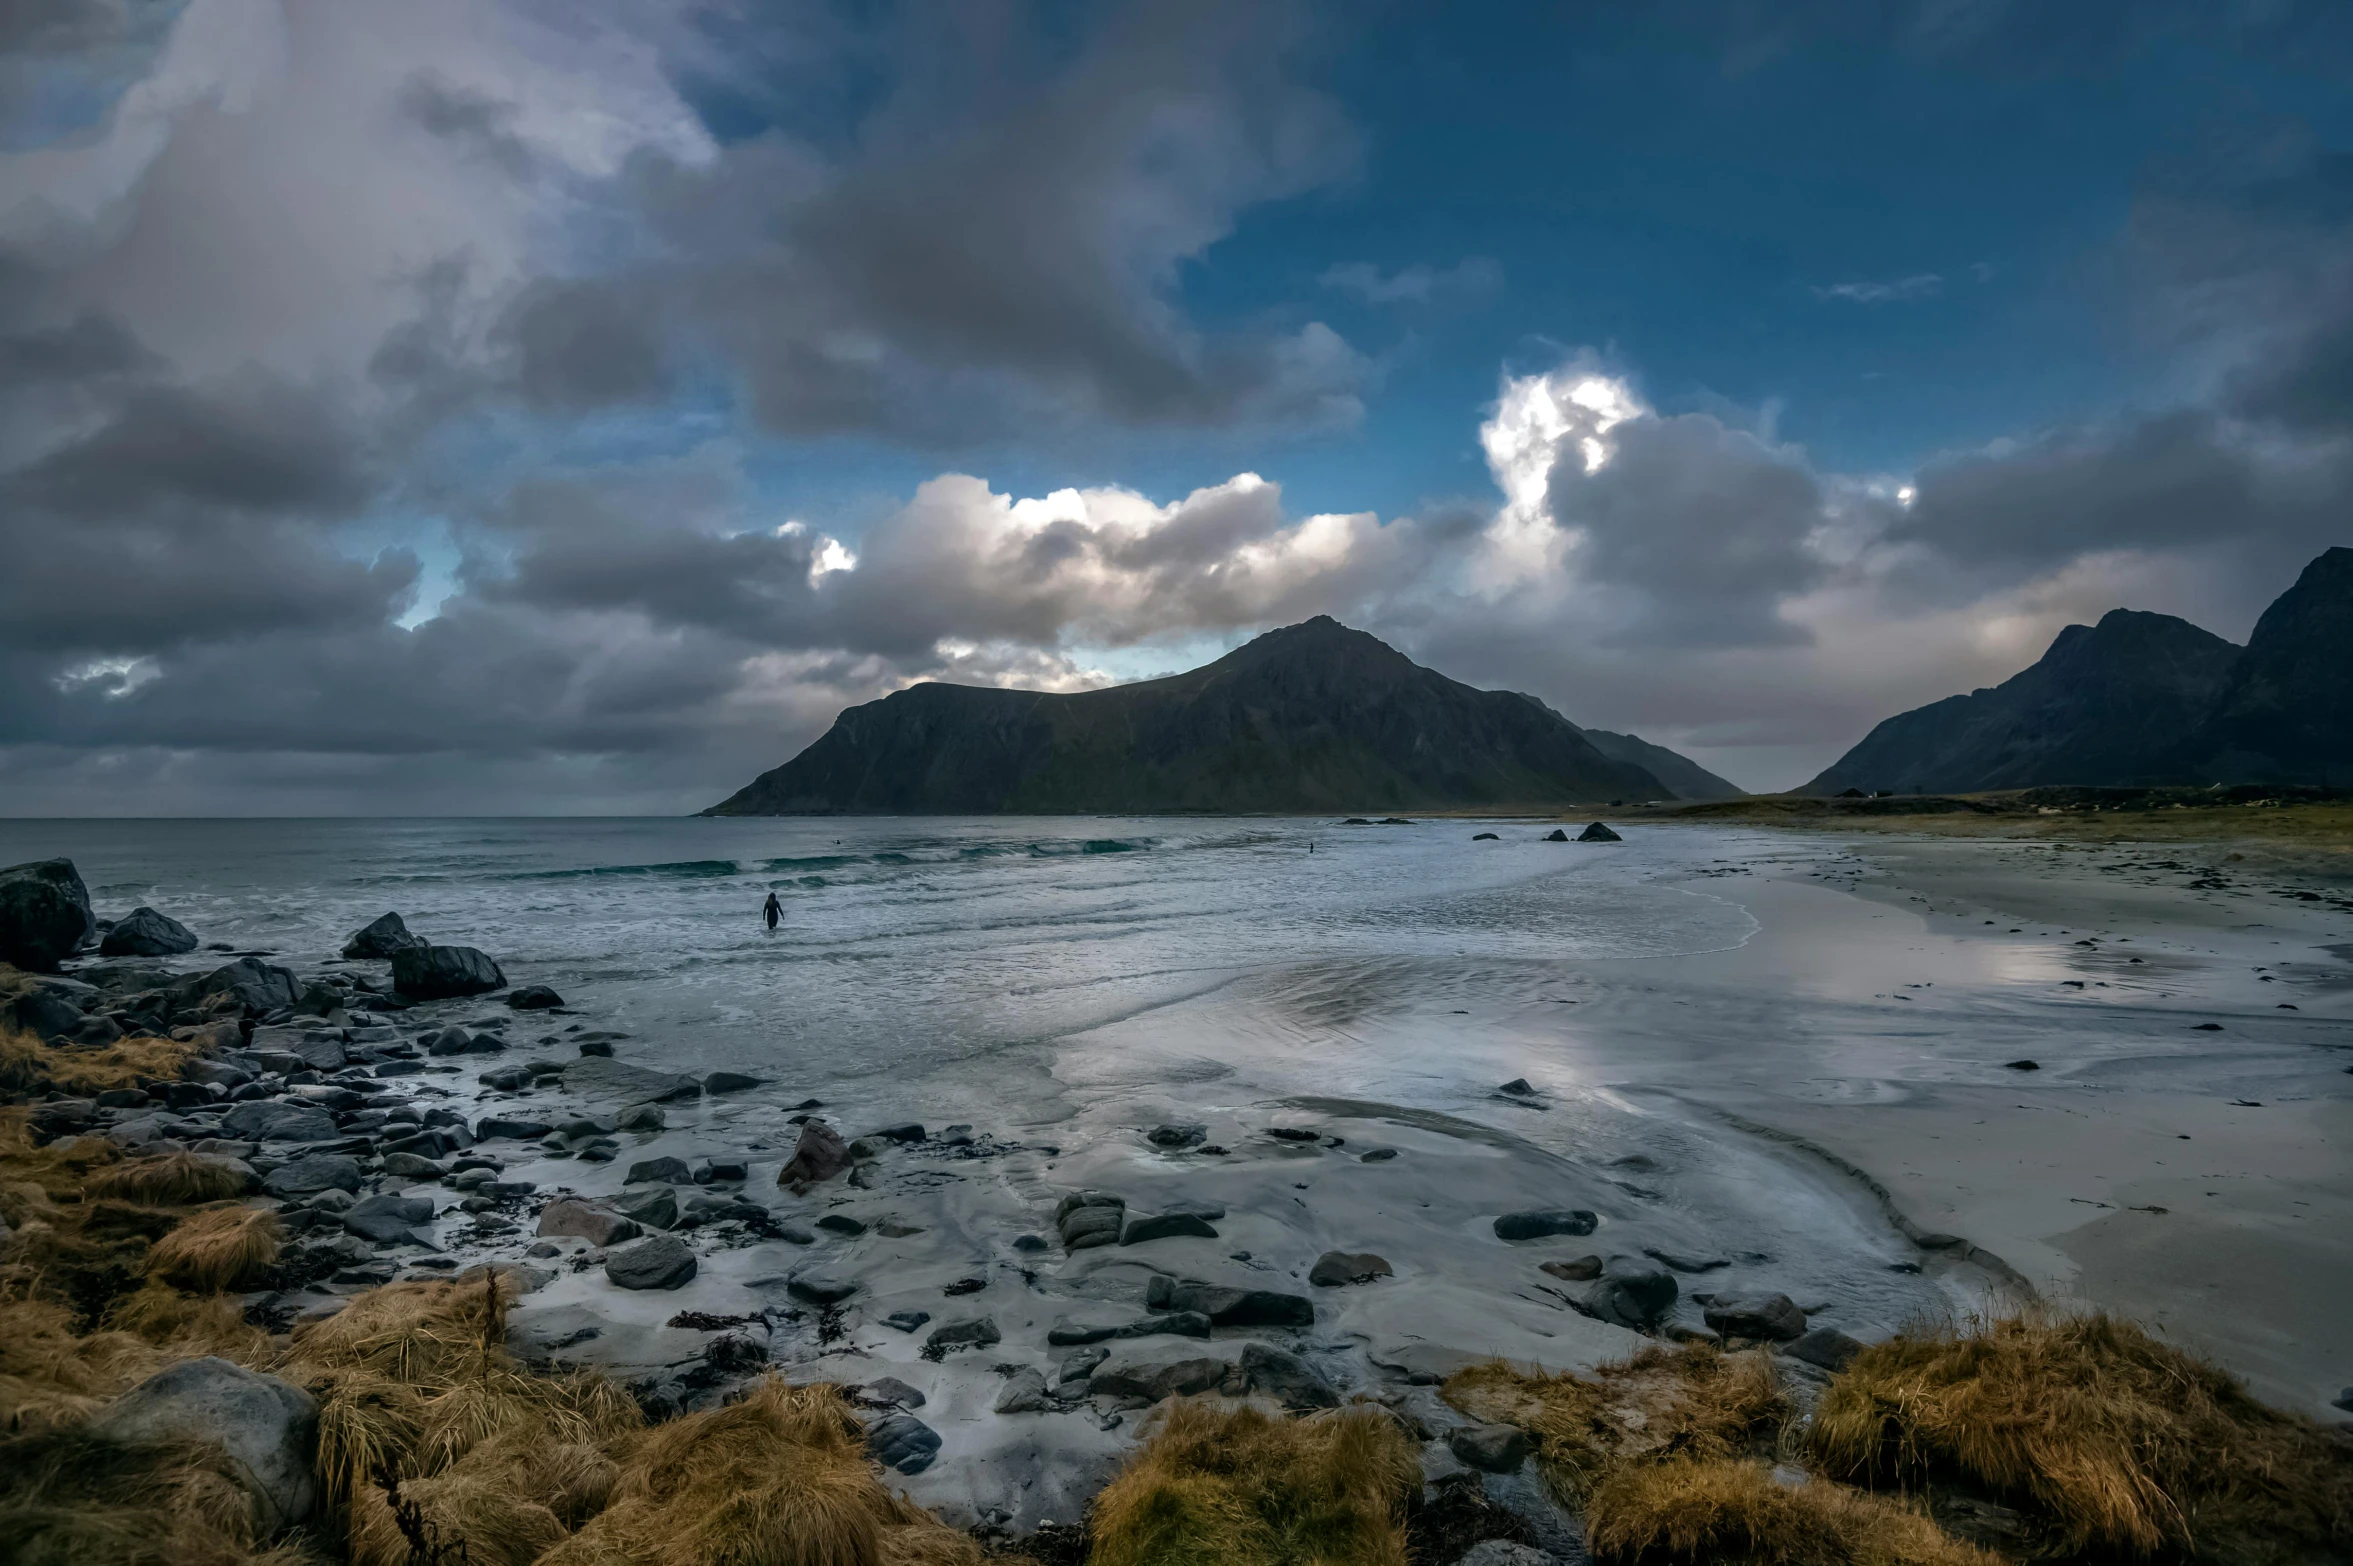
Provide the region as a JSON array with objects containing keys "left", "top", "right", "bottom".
[
  {"left": 344, "top": 1194, "right": 434, "bottom": 1245},
  {"left": 1492, "top": 1209, "right": 1597, "bottom": 1241},
  {"left": 0, "top": 858, "right": 96, "bottom": 971},
  {"left": 868, "top": 1412, "right": 942, "bottom": 1474},
  {"left": 1449, "top": 1422, "right": 1533, "bottom": 1474},
  {"left": 1458, "top": 1540, "right": 1558, "bottom": 1565},
  {"left": 391, "top": 944, "right": 507, "bottom": 1000},
  {"left": 1580, "top": 1254, "right": 1677, "bottom": 1330},
  {"left": 1542, "top": 828, "right": 1569, "bottom": 842},
  {"left": 612, "top": 1185, "right": 679, "bottom": 1230},
  {"left": 626, "top": 1156, "right": 694, "bottom": 1186},
  {"left": 95, "top": 1358, "right": 320, "bottom": 1528},
  {"left": 606, "top": 1235, "right": 697, "bottom": 1290},
  {"left": 537, "top": 1200, "right": 640, "bottom": 1247},
  {"left": 1539, "top": 1255, "right": 1604, "bottom": 1282},
  {"left": 1577, "top": 821, "right": 1622, "bottom": 842},
  {"left": 1159, "top": 1278, "right": 1314, "bottom": 1327},
  {"left": 342, "top": 911, "right": 426, "bottom": 960},
  {"left": 261, "top": 1155, "right": 362, "bottom": 1200},
  {"left": 1308, "top": 1250, "right": 1392, "bottom": 1286},
  {"left": 223, "top": 1102, "right": 340, "bottom": 1143},
  {"left": 1056, "top": 1192, "right": 1126, "bottom": 1251},
  {"left": 506, "top": 984, "right": 564, "bottom": 1010},
  {"left": 1121, "top": 1211, "right": 1218, "bottom": 1245},
  {"left": 1785, "top": 1326, "right": 1866, "bottom": 1372},
  {"left": 994, "top": 1368, "right": 1053, "bottom": 1414},
  {"left": 702, "top": 1071, "right": 762, "bottom": 1093},
  {"left": 1089, "top": 1348, "right": 1238, "bottom": 1402},
  {"left": 100, "top": 906, "right": 199, "bottom": 957},
  {"left": 1241, "top": 1342, "right": 1338, "bottom": 1408},
  {"left": 778, "top": 1118, "right": 852, "bottom": 1186},
  {"left": 1702, "top": 1291, "right": 1807, "bottom": 1342}
]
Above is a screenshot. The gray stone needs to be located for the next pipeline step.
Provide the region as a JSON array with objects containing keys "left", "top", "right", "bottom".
[
  {"left": 1241, "top": 1341, "right": 1338, "bottom": 1408},
  {"left": 100, "top": 906, "right": 198, "bottom": 957},
  {"left": 344, "top": 1194, "right": 434, "bottom": 1245},
  {"left": 536, "top": 1199, "right": 640, "bottom": 1247},
  {"left": 506, "top": 984, "right": 564, "bottom": 1010},
  {"left": 925, "top": 1316, "right": 1000, "bottom": 1355},
  {"left": 178, "top": 957, "right": 300, "bottom": 1018},
  {"left": 1057, "top": 1347, "right": 1110, "bottom": 1385},
  {"left": 703, "top": 1070, "right": 762, "bottom": 1093},
  {"left": 867, "top": 1412, "right": 941, "bottom": 1474},
  {"left": 994, "top": 1368, "right": 1053, "bottom": 1414},
  {"left": 1121, "top": 1211, "right": 1219, "bottom": 1245},
  {"left": 864, "top": 1376, "right": 925, "bottom": 1409},
  {"left": 1538, "top": 1255, "right": 1604, "bottom": 1282},
  {"left": 475, "top": 1115, "right": 552, "bottom": 1141},
  {"left": 1146, "top": 1123, "right": 1207, "bottom": 1148},
  {"left": 0, "top": 858, "right": 95, "bottom": 971},
  {"left": 680, "top": 1192, "right": 767, "bottom": 1227},
  {"left": 614, "top": 1104, "right": 665, "bottom": 1132},
  {"left": 1493, "top": 1209, "right": 1597, "bottom": 1242},
  {"left": 94, "top": 1357, "right": 318, "bottom": 1528},
  {"left": 1457, "top": 1541, "right": 1558, "bottom": 1566},
  {"left": 379, "top": 1152, "right": 446, "bottom": 1179},
  {"left": 221, "top": 1100, "right": 339, "bottom": 1144},
  {"left": 1785, "top": 1327, "right": 1866, "bottom": 1373},
  {"left": 785, "top": 1271, "right": 858, "bottom": 1305},
  {"left": 342, "top": 912, "right": 426, "bottom": 960},
  {"left": 626, "top": 1156, "right": 694, "bottom": 1186},
  {"left": 1047, "top": 1319, "right": 1119, "bottom": 1346},
  {"left": 1162, "top": 1278, "right": 1314, "bottom": 1328},
  {"left": 1580, "top": 1254, "right": 1678, "bottom": 1331},
  {"left": 564, "top": 1055, "right": 702, "bottom": 1105},
  {"left": 390, "top": 944, "right": 506, "bottom": 1000},
  {"left": 1309, "top": 1250, "right": 1392, "bottom": 1287},
  {"left": 612, "top": 1185, "right": 679, "bottom": 1230},
  {"left": 1577, "top": 821, "right": 1623, "bottom": 842},
  {"left": 816, "top": 1213, "right": 866, "bottom": 1236},
  {"left": 1703, "top": 1292, "right": 1808, "bottom": 1343},
  {"left": 1117, "top": 1311, "right": 1212, "bottom": 1341},
  {"left": 260, "top": 1154, "right": 362, "bottom": 1199},
  {"left": 1449, "top": 1421, "right": 1533, "bottom": 1474},
  {"left": 882, "top": 1310, "right": 932, "bottom": 1333},
  {"left": 1089, "top": 1347, "right": 1238, "bottom": 1402},
  {"left": 1056, "top": 1192, "right": 1126, "bottom": 1251},
  {"left": 606, "top": 1234, "right": 697, "bottom": 1290}
]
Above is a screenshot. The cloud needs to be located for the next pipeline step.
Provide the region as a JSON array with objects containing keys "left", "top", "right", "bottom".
[
  {"left": 1319, "top": 257, "right": 1502, "bottom": 306},
  {"left": 1811, "top": 273, "right": 1943, "bottom": 304}
]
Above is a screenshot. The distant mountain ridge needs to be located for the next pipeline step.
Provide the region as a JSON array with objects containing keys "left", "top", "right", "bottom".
[
  {"left": 1805, "top": 546, "right": 2352, "bottom": 794},
  {"left": 705, "top": 617, "right": 1709, "bottom": 815}
]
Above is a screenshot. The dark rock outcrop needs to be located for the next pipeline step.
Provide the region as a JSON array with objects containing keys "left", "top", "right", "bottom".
[
  {"left": 342, "top": 912, "right": 426, "bottom": 960},
  {"left": 2173, "top": 546, "right": 2353, "bottom": 784},
  {"left": 705, "top": 616, "right": 1667, "bottom": 815},
  {"left": 606, "top": 1235, "right": 697, "bottom": 1290},
  {"left": 1576, "top": 821, "right": 1622, "bottom": 842},
  {"left": 99, "top": 906, "right": 198, "bottom": 957},
  {"left": 391, "top": 944, "right": 506, "bottom": 999},
  {"left": 778, "top": 1119, "right": 852, "bottom": 1187},
  {"left": 0, "top": 859, "right": 96, "bottom": 971},
  {"left": 94, "top": 1358, "right": 319, "bottom": 1528}
]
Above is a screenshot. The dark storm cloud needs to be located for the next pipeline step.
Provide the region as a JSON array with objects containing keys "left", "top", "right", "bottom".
[{"left": 492, "top": 278, "right": 673, "bottom": 411}]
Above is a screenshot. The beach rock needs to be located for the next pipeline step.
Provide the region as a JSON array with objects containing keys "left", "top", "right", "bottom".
[
  {"left": 614, "top": 1104, "right": 666, "bottom": 1132},
  {"left": 0, "top": 858, "right": 96, "bottom": 970},
  {"left": 1090, "top": 1348, "right": 1238, "bottom": 1403},
  {"left": 1644, "top": 1248, "right": 1730, "bottom": 1273},
  {"left": 391, "top": 944, "right": 506, "bottom": 1000},
  {"left": 1472, "top": 832, "right": 1500, "bottom": 841},
  {"left": 1450, "top": 1422, "right": 1533, "bottom": 1474},
  {"left": 577, "top": 1039, "right": 614, "bottom": 1057},
  {"left": 1058, "top": 1347, "right": 1110, "bottom": 1385},
  {"left": 613, "top": 1185, "right": 679, "bottom": 1230},
  {"left": 1055, "top": 1192, "right": 1126, "bottom": 1251},
  {"left": 536, "top": 1200, "right": 639, "bottom": 1248},
  {"left": 785, "top": 1271, "right": 858, "bottom": 1306},
  {"left": 1242, "top": 1342, "right": 1339, "bottom": 1408},
  {"left": 1160, "top": 1278, "right": 1314, "bottom": 1328},
  {"left": 379, "top": 1152, "right": 446, "bottom": 1179},
  {"left": 1577, "top": 822, "right": 1622, "bottom": 842},
  {"left": 1785, "top": 1327, "right": 1866, "bottom": 1373},
  {"left": 1359, "top": 1147, "right": 1397, "bottom": 1163},
  {"left": 606, "top": 1235, "right": 697, "bottom": 1290},
  {"left": 995, "top": 1368, "right": 1053, "bottom": 1414},
  {"left": 868, "top": 1122, "right": 925, "bottom": 1144},
  {"left": 867, "top": 1412, "right": 941, "bottom": 1475},
  {"left": 477, "top": 1066, "right": 530, "bottom": 1092},
  {"left": 1309, "top": 1250, "right": 1393, "bottom": 1287},
  {"left": 476, "top": 1116, "right": 552, "bottom": 1141},
  {"left": 864, "top": 1376, "right": 925, "bottom": 1409},
  {"left": 94, "top": 1357, "right": 318, "bottom": 1529},
  {"left": 1542, "top": 828, "right": 1570, "bottom": 842},
  {"left": 100, "top": 906, "right": 198, "bottom": 957},
  {"left": 682, "top": 1193, "right": 767, "bottom": 1227},
  {"left": 925, "top": 1316, "right": 1000, "bottom": 1356},
  {"left": 506, "top": 984, "right": 564, "bottom": 1010},
  {"left": 224, "top": 1101, "right": 340, "bottom": 1143},
  {"left": 564, "top": 1055, "right": 702, "bottom": 1105},
  {"left": 1493, "top": 1209, "right": 1597, "bottom": 1242},
  {"left": 702, "top": 1071, "right": 762, "bottom": 1093},
  {"left": 882, "top": 1310, "right": 931, "bottom": 1333},
  {"left": 816, "top": 1213, "right": 866, "bottom": 1236},
  {"left": 342, "top": 913, "right": 426, "bottom": 960},
  {"left": 778, "top": 1119, "right": 853, "bottom": 1187},
  {"left": 263, "top": 1151, "right": 364, "bottom": 1200},
  {"left": 1118, "top": 1312, "right": 1211, "bottom": 1341},
  {"left": 1146, "top": 1123, "right": 1207, "bottom": 1148},
  {"left": 1122, "top": 1211, "right": 1219, "bottom": 1245},
  {"left": 1457, "top": 1541, "right": 1557, "bottom": 1566},
  {"left": 1539, "top": 1255, "right": 1604, "bottom": 1282},
  {"left": 180, "top": 957, "right": 300, "bottom": 1018},
  {"left": 344, "top": 1194, "right": 434, "bottom": 1245},
  {"left": 626, "top": 1156, "right": 694, "bottom": 1186},
  {"left": 1703, "top": 1292, "right": 1807, "bottom": 1342},
  {"left": 1580, "top": 1255, "right": 1677, "bottom": 1331}
]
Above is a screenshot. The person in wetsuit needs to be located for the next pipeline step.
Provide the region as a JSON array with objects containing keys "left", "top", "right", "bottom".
[{"left": 762, "top": 891, "right": 781, "bottom": 930}]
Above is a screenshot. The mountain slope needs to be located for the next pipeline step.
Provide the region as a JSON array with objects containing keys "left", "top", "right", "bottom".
[
  {"left": 705, "top": 617, "right": 1670, "bottom": 814},
  {"left": 2175, "top": 546, "right": 2353, "bottom": 785},
  {"left": 1576, "top": 727, "right": 1746, "bottom": 800},
  {"left": 1802, "top": 609, "right": 2242, "bottom": 795}
]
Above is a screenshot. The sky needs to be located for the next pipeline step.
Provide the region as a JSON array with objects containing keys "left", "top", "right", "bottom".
[{"left": 4, "top": 0, "right": 2352, "bottom": 814}]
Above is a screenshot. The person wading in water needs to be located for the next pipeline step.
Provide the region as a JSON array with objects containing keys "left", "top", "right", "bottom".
[{"left": 762, "top": 891, "right": 781, "bottom": 930}]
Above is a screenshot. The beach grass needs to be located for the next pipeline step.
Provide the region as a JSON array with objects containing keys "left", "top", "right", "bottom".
[
  {"left": 1585, "top": 1457, "right": 2000, "bottom": 1566},
  {"left": 1086, "top": 1399, "right": 1419, "bottom": 1566},
  {"left": 0, "top": 1024, "right": 203, "bottom": 1098}
]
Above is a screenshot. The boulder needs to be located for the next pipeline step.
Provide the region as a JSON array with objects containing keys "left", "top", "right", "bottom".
[
  {"left": 778, "top": 1119, "right": 853, "bottom": 1187},
  {"left": 260, "top": 1154, "right": 363, "bottom": 1200},
  {"left": 342, "top": 912, "right": 426, "bottom": 960},
  {"left": 177, "top": 957, "right": 300, "bottom": 1018},
  {"left": 0, "top": 858, "right": 96, "bottom": 971},
  {"left": 1538, "top": 1255, "right": 1604, "bottom": 1282},
  {"left": 612, "top": 1185, "right": 679, "bottom": 1230},
  {"left": 536, "top": 1200, "right": 640, "bottom": 1248},
  {"left": 1159, "top": 1278, "right": 1314, "bottom": 1328},
  {"left": 864, "top": 1376, "right": 925, "bottom": 1408},
  {"left": 1580, "top": 1255, "right": 1677, "bottom": 1331},
  {"left": 994, "top": 1368, "right": 1053, "bottom": 1414},
  {"left": 1146, "top": 1123, "right": 1207, "bottom": 1148},
  {"left": 1057, "top": 1347, "right": 1110, "bottom": 1385},
  {"left": 626, "top": 1156, "right": 694, "bottom": 1186},
  {"left": 1122, "top": 1211, "right": 1219, "bottom": 1245},
  {"left": 924, "top": 1316, "right": 1000, "bottom": 1356},
  {"left": 379, "top": 1153, "right": 447, "bottom": 1180},
  {"left": 506, "top": 984, "right": 564, "bottom": 1010},
  {"left": 99, "top": 906, "right": 199, "bottom": 957},
  {"left": 1542, "top": 828, "right": 1570, "bottom": 842},
  {"left": 702, "top": 1071, "right": 762, "bottom": 1093},
  {"left": 1493, "top": 1209, "right": 1598, "bottom": 1242},
  {"left": 1577, "top": 821, "right": 1622, "bottom": 842},
  {"left": 614, "top": 1104, "right": 665, "bottom": 1132},
  {"left": 1308, "top": 1250, "right": 1392, "bottom": 1287},
  {"left": 94, "top": 1357, "right": 318, "bottom": 1528},
  {"left": 1702, "top": 1292, "right": 1807, "bottom": 1343},
  {"left": 1241, "top": 1342, "right": 1338, "bottom": 1408},
  {"left": 344, "top": 1194, "right": 435, "bottom": 1245},
  {"left": 1089, "top": 1347, "right": 1237, "bottom": 1402},
  {"left": 221, "top": 1101, "right": 341, "bottom": 1143},
  {"left": 564, "top": 1056, "right": 703, "bottom": 1105},
  {"left": 476, "top": 1116, "right": 552, "bottom": 1141},
  {"left": 606, "top": 1235, "right": 697, "bottom": 1291},
  {"left": 867, "top": 1412, "right": 941, "bottom": 1474},
  {"left": 1055, "top": 1192, "right": 1126, "bottom": 1251},
  {"left": 882, "top": 1310, "right": 931, "bottom": 1333},
  {"left": 1785, "top": 1326, "right": 1866, "bottom": 1373},
  {"left": 1449, "top": 1422, "right": 1533, "bottom": 1474},
  {"left": 8, "top": 986, "right": 88, "bottom": 1041},
  {"left": 1458, "top": 1540, "right": 1557, "bottom": 1565},
  {"left": 390, "top": 944, "right": 506, "bottom": 1000},
  {"left": 784, "top": 1271, "right": 858, "bottom": 1306}
]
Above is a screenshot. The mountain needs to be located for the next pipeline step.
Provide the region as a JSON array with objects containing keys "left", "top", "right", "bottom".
[
  {"left": 1575, "top": 727, "right": 1746, "bottom": 800},
  {"left": 2174, "top": 547, "right": 2353, "bottom": 785},
  {"left": 1802, "top": 608, "right": 2243, "bottom": 795},
  {"left": 704, "top": 617, "right": 1673, "bottom": 814}
]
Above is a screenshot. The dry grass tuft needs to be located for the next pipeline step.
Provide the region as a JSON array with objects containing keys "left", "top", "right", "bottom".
[
  {"left": 143, "top": 1203, "right": 279, "bottom": 1292},
  {"left": 0, "top": 1293, "right": 165, "bottom": 1432},
  {"left": 542, "top": 1376, "right": 977, "bottom": 1566},
  {"left": 1446, "top": 1344, "right": 1787, "bottom": 1503},
  {"left": 1087, "top": 1398, "right": 1419, "bottom": 1566},
  {"left": 0, "top": 1422, "right": 274, "bottom": 1566},
  {"left": 289, "top": 1273, "right": 520, "bottom": 1387},
  {"left": 0, "top": 1025, "right": 199, "bottom": 1097},
  {"left": 1587, "top": 1458, "right": 2002, "bottom": 1566},
  {"left": 89, "top": 1148, "right": 250, "bottom": 1206},
  {"left": 1808, "top": 1312, "right": 2353, "bottom": 1564},
  {"left": 103, "top": 1280, "right": 272, "bottom": 1362}
]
